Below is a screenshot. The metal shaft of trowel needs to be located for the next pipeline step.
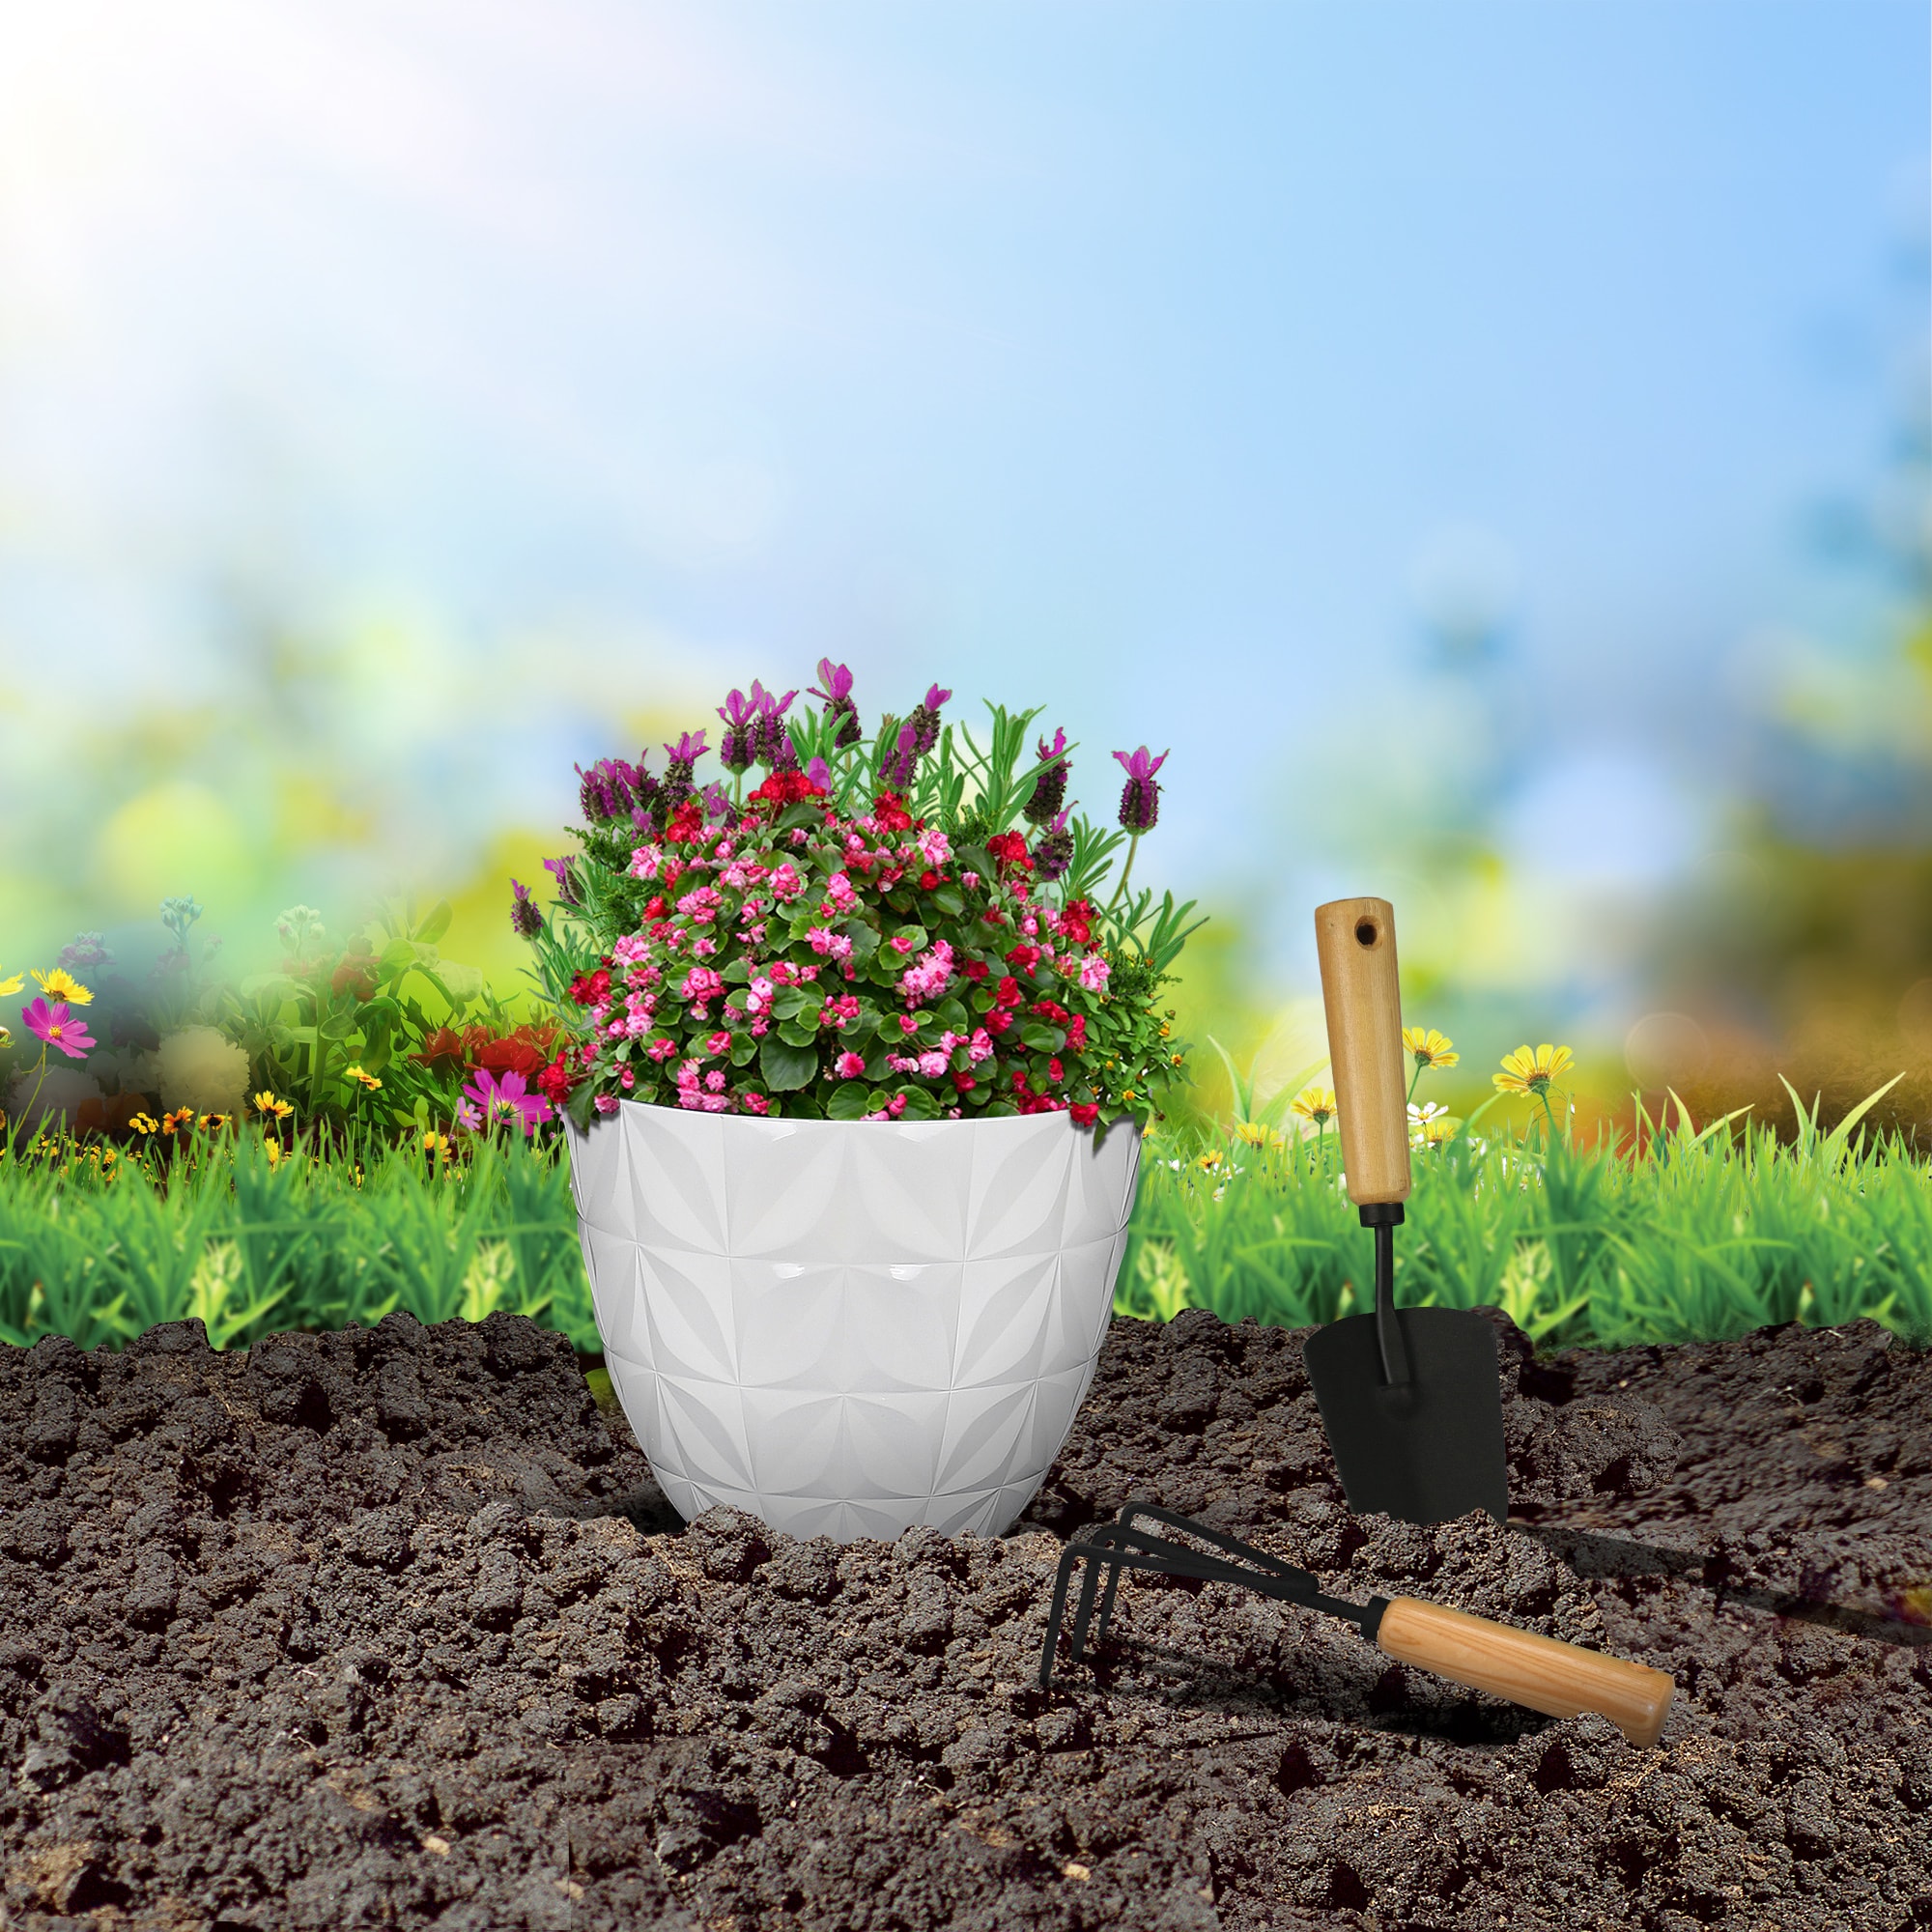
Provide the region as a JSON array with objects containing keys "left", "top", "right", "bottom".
[{"left": 1361, "top": 1201, "right": 1410, "bottom": 1385}]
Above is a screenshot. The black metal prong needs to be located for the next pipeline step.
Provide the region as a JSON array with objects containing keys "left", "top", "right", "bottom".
[
  {"left": 1066, "top": 1546, "right": 1110, "bottom": 1664},
  {"left": 1038, "top": 1545, "right": 1083, "bottom": 1690}
]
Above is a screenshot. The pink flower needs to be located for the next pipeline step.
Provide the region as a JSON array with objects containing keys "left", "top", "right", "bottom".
[
  {"left": 741, "top": 1092, "right": 771, "bottom": 1114},
  {"left": 967, "top": 1028, "right": 995, "bottom": 1065},
  {"left": 705, "top": 1069, "right": 727, "bottom": 1093},
  {"left": 646, "top": 1037, "right": 678, "bottom": 1061},
  {"left": 916, "top": 1050, "right": 949, "bottom": 1078},
  {"left": 611, "top": 934, "right": 652, "bottom": 963},
  {"left": 629, "top": 846, "right": 663, "bottom": 880},
  {"left": 823, "top": 871, "right": 858, "bottom": 913},
  {"left": 706, "top": 1030, "right": 733, "bottom": 1056},
  {"left": 680, "top": 965, "right": 724, "bottom": 1003},
  {"left": 835, "top": 1051, "right": 867, "bottom": 1079},
  {"left": 769, "top": 863, "right": 803, "bottom": 900},
  {"left": 898, "top": 939, "right": 955, "bottom": 1007},
  {"left": 22, "top": 999, "right": 94, "bottom": 1060},
  {"left": 745, "top": 977, "right": 775, "bottom": 1014},
  {"left": 459, "top": 1067, "right": 554, "bottom": 1136},
  {"left": 595, "top": 1094, "right": 622, "bottom": 1114},
  {"left": 1077, "top": 954, "right": 1111, "bottom": 992},
  {"left": 677, "top": 885, "right": 724, "bottom": 923},
  {"left": 961, "top": 870, "right": 980, "bottom": 891},
  {"left": 917, "top": 827, "right": 951, "bottom": 867}
]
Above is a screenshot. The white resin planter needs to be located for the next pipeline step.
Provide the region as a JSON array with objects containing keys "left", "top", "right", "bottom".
[{"left": 566, "top": 1103, "right": 1141, "bottom": 1543}]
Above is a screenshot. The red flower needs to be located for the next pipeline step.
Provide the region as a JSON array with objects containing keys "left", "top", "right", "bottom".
[
  {"left": 994, "top": 976, "right": 1024, "bottom": 1009},
  {"left": 1070, "top": 1101, "right": 1099, "bottom": 1126},
  {"left": 1030, "top": 998, "right": 1069, "bottom": 1025},
  {"left": 1047, "top": 1058, "right": 1065, "bottom": 1084},
  {"left": 411, "top": 1027, "right": 469, "bottom": 1070},
  {"left": 872, "top": 790, "right": 914, "bottom": 832},
  {"left": 1004, "top": 943, "right": 1040, "bottom": 975},
  {"left": 985, "top": 830, "right": 1032, "bottom": 874},
  {"left": 642, "top": 895, "right": 667, "bottom": 919},
  {"left": 1058, "top": 899, "right": 1094, "bottom": 945},
  {"left": 664, "top": 801, "right": 705, "bottom": 844},
  {"left": 331, "top": 952, "right": 379, "bottom": 1000},
  {"left": 568, "top": 968, "right": 613, "bottom": 1007},
  {"left": 951, "top": 1069, "right": 977, "bottom": 1094},
  {"left": 537, "top": 1055, "right": 576, "bottom": 1103},
  {"left": 750, "top": 769, "right": 828, "bottom": 808},
  {"left": 473, "top": 1034, "right": 550, "bottom": 1080},
  {"left": 961, "top": 960, "right": 989, "bottom": 982},
  {"left": 984, "top": 1009, "right": 1014, "bottom": 1036},
  {"left": 919, "top": 869, "right": 941, "bottom": 892},
  {"left": 1065, "top": 1013, "right": 1088, "bottom": 1051}
]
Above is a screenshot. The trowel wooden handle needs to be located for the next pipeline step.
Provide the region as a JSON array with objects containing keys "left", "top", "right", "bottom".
[
  {"left": 1377, "top": 1597, "right": 1675, "bottom": 1747},
  {"left": 1313, "top": 896, "right": 1410, "bottom": 1206}
]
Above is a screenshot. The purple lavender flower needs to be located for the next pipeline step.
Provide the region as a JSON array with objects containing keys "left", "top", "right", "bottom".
[
  {"left": 810, "top": 659, "right": 864, "bottom": 749},
  {"left": 1033, "top": 808, "right": 1075, "bottom": 882},
  {"left": 716, "top": 688, "right": 760, "bottom": 773},
  {"left": 751, "top": 683, "right": 800, "bottom": 768},
  {"left": 541, "top": 855, "right": 581, "bottom": 909},
  {"left": 806, "top": 754, "right": 832, "bottom": 792},
  {"left": 700, "top": 781, "right": 734, "bottom": 822},
  {"left": 882, "top": 720, "right": 921, "bottom": 790},
  {"left": 658, "top": 729, "right": 709, "bottom": 814},
  {"left": 1023, "top": 727, "right": 1069, "bottom": 827},
  {"left": 906, "top": 683, "right": 952, "bottom": 755},
  {"left": 1113, "top": 746, "right": 1167, "bottom": 833},
  {"left": 664, "top": 729, "right": 709, "bottom": 769},
  {"left": 576, "top": 756, "right": 641, "bottom": 824},
  {"left": 510, "top": 879, "right": 543, "bottom": 938}
]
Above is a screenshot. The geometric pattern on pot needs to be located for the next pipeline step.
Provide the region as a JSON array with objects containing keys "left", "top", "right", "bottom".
[{"left": 568, "top": 1103, "right": 1142, "bottom": 1544}]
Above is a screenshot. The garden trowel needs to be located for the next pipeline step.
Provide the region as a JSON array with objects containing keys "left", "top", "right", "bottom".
[{"left": 1300, "top": 897, "right": 1511, "bottom": 1524}]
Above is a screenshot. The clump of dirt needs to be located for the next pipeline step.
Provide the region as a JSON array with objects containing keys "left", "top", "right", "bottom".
[{"left": 1, "top": 1307, "right": 1927, "bottom": 1931}]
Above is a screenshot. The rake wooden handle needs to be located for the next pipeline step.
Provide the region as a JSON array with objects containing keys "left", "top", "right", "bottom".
[
  {"left": 1314, "top": 896, "right": 1410, "bottom": 1206},
  {"left": 1377, "top": 1596, "right": 1675, "bottom": 1747}
]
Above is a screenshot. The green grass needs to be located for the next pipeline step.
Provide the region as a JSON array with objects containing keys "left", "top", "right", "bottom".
[
  {"left": 1118, "top": 1098, "right": 1932, "bottom": 1349},
  {"left": 1, "top": 1096, "right": 1927, "bottom": 1358}
]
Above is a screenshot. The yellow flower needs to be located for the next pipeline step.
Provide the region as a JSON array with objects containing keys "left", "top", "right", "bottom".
[
  {"left": 198, "top": 1112, "right": 232, "bottom": 1132},
  {"left": 32, "top": 968, "right": 93, "bottom": 1006},
  {"left": 1195, "top": 1149, "right": 1224, "bottom": 1173},
  {"left": 161, "top": 1107, "right": 195, "bottom": 1133},
  {"left": 1401, "top": 1026, "right": 1458, "bottom": 1071},
  {"left": 1234, "top": 1120, "right": 1286, "bottom": 1152},
  {"left": 252, "top": 1090, "right": 295, "bottom": 1122},
  {"left": 0, "top": 971, "right": 22, "bottom": 996},
  {"left": 422, "top": 1130, "right": 453, "bottom": 1159},
  {"left": 1492, "top": 1043, "right": 1575, "bottom": 1097},
  {"left": 264, "top": 1140, "right": 285, "bottom": 1169},
  {"left": 345, "top": 1065, "right": 384, "bottom": 1092},
  {"left": 1291, "top": 1085, "right": 1338, "bottom": 1126}
]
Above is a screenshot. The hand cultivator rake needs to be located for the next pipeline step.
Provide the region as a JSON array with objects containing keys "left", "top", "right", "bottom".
[{"left": 1039, "top": 1501, "right": 1675, "bottom": 1747}]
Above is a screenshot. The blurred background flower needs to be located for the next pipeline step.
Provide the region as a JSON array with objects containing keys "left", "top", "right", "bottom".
[{"left": 0, "top": 1, "right": 1926, "bottom": 1131}]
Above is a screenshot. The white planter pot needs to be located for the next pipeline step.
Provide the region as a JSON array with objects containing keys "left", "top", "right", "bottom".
[{"left": 566, "top": 1102, "right": 1141, "bottom": 1543}]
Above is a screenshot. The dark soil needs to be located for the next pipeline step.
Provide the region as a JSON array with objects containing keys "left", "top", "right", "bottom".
[{"left": 1, "top": 1306, "right": 1927, "bottom": 1932}]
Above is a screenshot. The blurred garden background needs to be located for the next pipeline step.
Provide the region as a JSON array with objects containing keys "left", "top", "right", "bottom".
[{"left": 3, "top": 0, "right": 1929, "bottom": 1139}]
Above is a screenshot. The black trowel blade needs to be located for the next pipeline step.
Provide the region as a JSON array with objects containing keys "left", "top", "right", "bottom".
[{"left": 1301, "top": 1307, "right": 1510, "bottom": 1524}]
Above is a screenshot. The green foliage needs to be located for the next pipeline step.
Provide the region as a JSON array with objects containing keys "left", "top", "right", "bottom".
[
  {"left": 1, "top": 1078, "right": 1927, "bottom": 1361},
  {"left": 1117, "top": 1083, "right": 1932, "bottom": 1349},
  {"left": 0, "top": 1133, "right": 595, "bottom": 1355}
]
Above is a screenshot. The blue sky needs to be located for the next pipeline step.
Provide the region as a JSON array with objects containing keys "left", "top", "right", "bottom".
[{"left": 0, "top": 0, "right": 1925, "bottom": 1017}]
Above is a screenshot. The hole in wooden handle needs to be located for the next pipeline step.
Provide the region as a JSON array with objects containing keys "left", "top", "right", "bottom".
[{"left": 1355, "top": 919, "right": 1378, "bottom": 947}]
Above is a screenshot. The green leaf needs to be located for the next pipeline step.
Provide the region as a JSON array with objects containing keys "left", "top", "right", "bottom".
[
  {"left": 777, "top": 1016, "right": 821, "bottom": 1049},
  {"left": 772, "top": 986, "right": 817, "bottom": 1021},
  {"left": 892, "top": 924, "right": 928, "bottom": 952},
  {"left": 844, "top": 924, "right": 880, "bottom": 961},
  {"left": 1020, "top": 1024, "right": 1066, "bottom": 1054},
  {"left": 317, "top": 1010, "right": 361, "bottom": 1042},
  {"left": 895, "top": 1085, "right": 941, "bottom": 1121},
  {"left": 760, "top": 1036, "right": 820, "bottom": 1092},
  {"left": 566, "top": 1082, "right": 599, "bottom": 1132},
  {"left": 380, "top": 938, "right": 418, "bottom": 973},
  {"left": 414, "top": 899, "right": 454, "bottom": 945},
  {"left": 930, "top": 887, "right": 964, "bottom": 918},
  {"left": 827, "top": 1081, "right": 872, "bottom": 1121}
]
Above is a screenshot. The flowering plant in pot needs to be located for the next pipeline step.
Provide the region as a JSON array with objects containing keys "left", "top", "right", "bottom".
[{"left": 522, "top": 668, "right": 1201, "bottom": 1541}]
